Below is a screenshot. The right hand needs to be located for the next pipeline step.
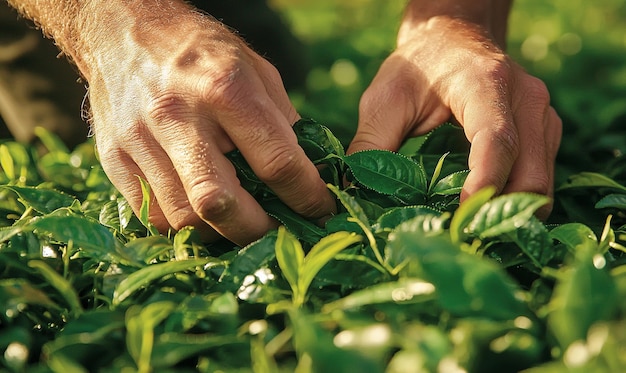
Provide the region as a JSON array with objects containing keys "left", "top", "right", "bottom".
[{"left": 83, "top": 6, "right": 335, "bottom": 245}]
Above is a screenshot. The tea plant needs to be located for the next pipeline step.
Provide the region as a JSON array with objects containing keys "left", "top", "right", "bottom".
[{"left": 1, "top": 121, "right": 626, "bottom": 372}]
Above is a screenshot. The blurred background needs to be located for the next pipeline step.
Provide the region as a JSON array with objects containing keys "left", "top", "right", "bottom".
[{"left": 267, "top": 0, "right": 626, "bottom": 185}]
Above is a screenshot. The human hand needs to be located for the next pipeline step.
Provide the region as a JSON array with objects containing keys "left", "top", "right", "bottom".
[
  {"left": 81, "top": 3, "right": 335, "bottom": 245},
  {"left": 348, "top": 15, "right": 562, "bottom": 218}
]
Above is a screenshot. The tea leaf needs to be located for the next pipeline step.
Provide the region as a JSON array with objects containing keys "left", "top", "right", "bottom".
[
  {"left": 137, "top": 176, "right": 160, "bottom": 236},
  {"left": 558, "top": 172, "right": 626, "bottom": 192},
  {"left": 375, "top": 205, "right": 442, "bottom": 231},
  {"left": 595, "top": 193, "right": 626, "bottom": 210},
  {"left": 113, "top": 258, "right": 218, "bottom": 306},
  {"left": 466, "top": 193, "right": 550, "bottom": 239},
  {"left": 449, "top": 186, "right": 496, "bottom": 243},
  {"left": 550, "top": 223, "right": 598, "bottom": 254},
  {"left": 2, "top": 185, "right": 76, "bottom": 214},
  {"left": 263, "top": 199, "right": 326, "bottom": 245},
  {"left": 343, "top": 150, "right": 427, "bottom": 203},
  {"left": 293, "top": 118, "right": 345, "bottom": 161},
  {"left": 387, "top": 233, "right": 528, "bottom": 320},
  {"left": 322, "top": 278, "right": 435, "bottom": 312},
  {"left": 547, "top": 259, "right": 618, "bottom": 350},
  {"left": 28, "top": 260, "right": 83, "bottom": 317},
  {"left": 298, "top": 231, "right": 362, "bottom": 300},
  {"left": 126, "top": 301, "right": 176, "bottom": 371},
  {"left": 429, "top": 170, "right": 469, "bottom": 196},
  {"left": 30, "top": 214, "right": 116, "bottom": 254},
  {"left": 275, "top": 226, "right": 304, "bottom": 304}
]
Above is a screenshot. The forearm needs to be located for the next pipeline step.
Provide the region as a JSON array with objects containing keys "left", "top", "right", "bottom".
[
  {"left": 399, "top": 0, "right": 514, "bottom": 48},
  {"left": 4, "top": 0, "right": 221, "bottom": 80}
]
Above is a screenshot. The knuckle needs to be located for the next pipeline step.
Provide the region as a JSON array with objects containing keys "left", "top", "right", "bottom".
[
  {"left": 201, "top": 61, "right": 250, "bottom": 110},
  {"left": 491, "top": 123, "right": 521, "bottom": 159},
  {"left": 521, "top": 75, "right": 551, "bottom": 105},
  {"left": 294, "top": 198, "right": 329, "bottom": 219},
  {"left": 256, "top": 146, "right": 301, "bottom": 183},
  {"left": 188, "top": 184, "right": 238, "bottom": 222},
  {"left": 167, "top": 207, "right": 202, "bottom": 231},
  {"left": 480, "top": 54, "right": 513, "bottom": 81},
  {"left": 146, "top": 91, "right": 190, "bottom": 125},
  {"left": 524, "top": 173, "right": 551, "bottom": 196}
]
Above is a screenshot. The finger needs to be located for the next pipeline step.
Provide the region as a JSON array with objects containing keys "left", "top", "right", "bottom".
[
  {"left": 211, "top": 67, "right": 336, "bottom": 220},
  {"left": 253, "top": 56, "right": 300, "bottom": 124},
  {"left": 459, "top": 94, "right": 519, "bottom": 202},
  {"left": 97, "top": 132, "right": 223, "bottom": 241},
  {"left": 501, "top": 78, "right": 562, "bottom": 218},
  {"left": 96, "top": 143, "right": 169, "bottom": 232},
  {"left": 347, "top": 60, "right": 450, "bottom": 154},
  {"left": 143, "top": 109, "right": 279, "bottom": 246}
]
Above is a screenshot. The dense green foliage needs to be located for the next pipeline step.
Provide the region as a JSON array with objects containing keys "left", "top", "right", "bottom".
[
  {"left": 3, "top": 1, "right": 626, "bottom": 372},
  {"left": 2, "top": 120, "right": 626, "bottom": 372}
]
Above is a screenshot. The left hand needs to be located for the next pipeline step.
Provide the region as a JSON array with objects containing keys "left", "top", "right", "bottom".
[{"left": 348, "top": 16, "right": 562, "bottom": 218}]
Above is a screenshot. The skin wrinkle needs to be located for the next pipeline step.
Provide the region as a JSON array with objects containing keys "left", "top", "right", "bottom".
[{"left": 5, "top": 0, "right": 560, "bottom": 242}]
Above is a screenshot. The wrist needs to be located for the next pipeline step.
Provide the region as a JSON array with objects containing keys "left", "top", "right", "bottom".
[
  {"left": 72, "top": 0, "right": 205, "bottom": 80},
  {"left": 397, "top": 0, "right": 512, "bottom": 48}
]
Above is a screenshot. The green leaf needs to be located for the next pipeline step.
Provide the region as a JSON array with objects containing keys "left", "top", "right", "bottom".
[
  {"left": 126, "top": 301, "right": 176, "bottom": 371},
  {"left": 375, "top": 206, "right": 442, "bottom": 231},
  {"left": 327, "top": 184, "right": 369, "bottom": 225},
  {"left": 29, "top": 214, "right": 116, "bottom": 254},
  {"left": 429, "top": 170, "right": 470, "bottom": 196},
  {"left": 322, "top": 278, "right": 435, "bottom": 312},
  {"left": 466, "top": 193, "right": 550, "bottom": 239},
  {"left": 221, "top": 232, "right": 277, "bottom": 292},
  {"left": 275, "top": 226, "right": 304, "bottom": 304},
  {"left": 298, "top": 231, "right": 362, "bottom": 300},
  {"left": 0, "top": 278, "right": 61, "bottom": 312},
  {"left": 34, "top": 126, "right": 70, "bottom": 154},
  {"left": 550, "top": 223, "right": 598, "bottom": 254},
  {"left": 386, "top": 233, "right": 528, "bottom": 320},
  {"left": 2, "top": 185, "right": 76, "bottom": 214},
  {"left": 513, "top": 217, "right": 554, "bottom": 267},
  {"left": 28, "top": 260, "right": 83, "bottom": 317},
  {"left": 137, "top": 176, "right": 160, "bottom": 236},
  {"left": 122, "top": 236, "right": 172, "bottom": 265},
  {"left": 173, "top": 226, "right": 196, "bottom": 261},
  {"left": 293, "top": 118, "right": 345, "bottom": 161},
  {"left": 558, "top": 172, "right": 626, "bottom": 192},
  {"left": 288, "top": 309, "right": 383, "bottom": 373},
  {"left": 113, "top": 258, "right": 218, "bottom": 306},
  {"left": 343, "top": 150, "right": 427, "bottom": 203},
  {"left": 151, "top": 332, "right": 243, "bottom": 368},
  {"left": 428, "top": 152, "right": 449, "bottom": 192},
  {"left": 595, "top": 193, "right": 626, "bottom": 210},
  {"left": 225, "top": 149, "right": 266, "bottom": 197},
  {"left": 0, "top": 144, "right": 15, "bottom": 180},
  {"left": 263, "top": 199, "right": 326, "bottom": 245},
  {"left": 449, "top": 186, "right": 496, "bottom": 243},
  {"left": 547, "top": 259, "right": 618, "bottom": 350},
  {"left": 42, "top": 310, "right": 125, "bottom": 369},
  {"left": 0, "top": 225, "right": 23, "bottom": 243}
]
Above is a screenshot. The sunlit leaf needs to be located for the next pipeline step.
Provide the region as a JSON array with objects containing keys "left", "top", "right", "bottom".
[
  {"left": 30, "top": 214, "right": 115, "bottom": 254},
  {"left": 275, "top": 226, "right": 304, "bottom": 304},
  {"left": 466, "top": 193, "right": 550, "bottom": 239},
  {"left": 558, "top": 172, "right": 626, "bottom": 192},
  {"left": 449, "top": 186, "right": 496, "bottom": 243},
  {"left": 343, "top": 150, "right": 428, "bottom": 203},
  {"left": 113, "top": 258, "right": 219, "bottom": 306},
  {"left": 298, "top": 231, "right": 362, "bottom": 301},
  {"left": 28, "top": 260, "right": 83, "bottom": 317}
]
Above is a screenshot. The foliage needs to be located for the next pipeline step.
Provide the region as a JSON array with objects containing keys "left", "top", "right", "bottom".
[
  {"left": 3, "top": 1, "right": 626, "bottom": 371},
  {"left": 2, "top": 121, "right": 626, "bottom": 372}
]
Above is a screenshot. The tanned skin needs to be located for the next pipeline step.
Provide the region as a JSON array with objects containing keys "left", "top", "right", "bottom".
[{"left": 6, "top": 0, "right": 561, "bottom": 244}]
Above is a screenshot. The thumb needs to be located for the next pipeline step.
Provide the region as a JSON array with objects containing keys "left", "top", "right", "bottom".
[{"left": 347, "top": 85, "right": 410, "bottom": 155}]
